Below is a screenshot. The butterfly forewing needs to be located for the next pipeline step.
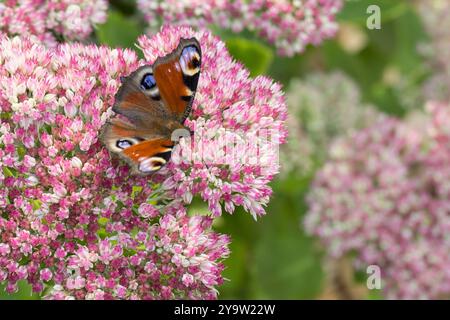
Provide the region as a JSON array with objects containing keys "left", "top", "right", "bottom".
[{"left": 153, "top": 38, "right": 201, "bottom": 123}]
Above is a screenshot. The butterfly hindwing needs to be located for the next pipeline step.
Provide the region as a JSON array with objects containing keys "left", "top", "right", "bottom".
[
  {"left": 101, "top": 118, "right": 175, "bottom": 174},
  {"left": 123, "top": 138, "right": 174, "bottom": 173},
  {"left": 102, "top": 37, "right": 201, "bottom": 174}
]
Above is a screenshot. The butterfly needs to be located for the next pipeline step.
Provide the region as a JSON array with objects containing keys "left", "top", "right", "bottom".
[{"left": 101, "top": 38, "right": 201, "bottom": 175}]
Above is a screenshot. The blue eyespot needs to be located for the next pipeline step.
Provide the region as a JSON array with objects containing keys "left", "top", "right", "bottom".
[
  {"left": 117, "top": 139, "right": 133, "bottom": 149},
  {"left": 180, "top": 46, "right": 201, "bottom": 76},
  {"left": 182, "top": 46, "right": 197, "bottom": 57},
  {"left": 141, "top": 73, "right": 156, "bottom": 90},
  {"left": 182, "top": 47, "right": 200, "bottom": 66}
]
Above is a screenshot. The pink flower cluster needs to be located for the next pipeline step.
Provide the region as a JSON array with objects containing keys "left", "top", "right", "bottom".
[
  {"left": 0, "top": 23, "right": 287, "bottom": 298},
  {"left": 0, "top": 34, "right": 231, "bottom": 299},
  {"left": 281, "top": 71, "right": 379, "bottom": 176},
  {"left": 0, "top": 0, "right": 108, "bottom": 47},
  {"left": 46, "top": 204, "right": 229, "bottom": 300},
  {"left": 141, "top": 26, "right": 287, "bottom": 219},
  {"left": 137, "top": 0, "right": 343, "bottom": 56},
  {"left": 305, "top": 103, "right": 450, "bottom": 299}
]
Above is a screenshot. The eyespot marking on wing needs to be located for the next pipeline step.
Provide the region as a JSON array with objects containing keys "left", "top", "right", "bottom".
[
  {"left": 141, "top": 73, "right": 156, "bottom": 90},
  {"left": 180, "top": 46, "right": 201, "bottom": 76},
  {"left": 108, "top": 137, "right": 142, "bottom": 153},
  {"left": 140, "top": 73, "right": 161, "bottom": 100},
  {"left": 116, "top": 139, "right": 133, "bottom": 149},
  {"left": 138, "top": 157, "right": 167, "bottom": 173}
]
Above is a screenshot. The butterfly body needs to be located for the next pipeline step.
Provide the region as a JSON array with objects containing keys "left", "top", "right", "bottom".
[{"left": 101, "top": 38, "right": 201, "bottom": 174}]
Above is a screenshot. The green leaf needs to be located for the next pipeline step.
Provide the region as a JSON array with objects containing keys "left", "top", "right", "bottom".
[
  {"left": 0, "top": 112, "right": 11, "bottom": 120},
  {"left": 17, "top": 144, "right": 26, "bottom": 160},
  {"left": 97, "top": 227, "right": 108, "bottom": 239},
  {"left": 337, "top": 0, "right": 406, "bottom": 25},
  {"left": 217, "top": 239, "right": 249, "bottom": 299},
  {"left": 391, "top": 7, "right": 428, "bottom": 73},
  {"left": 96, "top": 10, "right": 143, "bottom": 51},
  {"left": 3, "top": 166, "right": 17, "bottom": 178},
  {"left": 226, "top": 38, "right": 274, "bottom": 77},
  {"left": 187, "top": 197, "right": 212, "bottom": 217},
  {"left": 98, "top": 217, "right": 109, "bottom": 226},
  {"left": 216, "top": 209, "right": 260, "bottom": 299},
  {"left": 367, "top": 290, "right": 384, "bottom": 300},
  {"left": 131, "top": 185, "right": 143, "bottom": 199},
  {"left": 109, "top": 0, "right": 138, "bottom": 15},
  {"left": 0, "top": 281, "right": 40, "bottom": 300},
  {"left": 249, "top": 195, "right": 324, "bottom": 299},
  {"left": 31, "top": 199, "right": 42, "bottom": 210}
]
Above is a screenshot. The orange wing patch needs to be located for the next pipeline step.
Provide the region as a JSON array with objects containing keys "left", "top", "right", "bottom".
[
  {"left": 153, "top": 60, "right": 191, "bottom": 117},
  {"left": 122, "top": 138, "right": 174, "bottom": 162}
]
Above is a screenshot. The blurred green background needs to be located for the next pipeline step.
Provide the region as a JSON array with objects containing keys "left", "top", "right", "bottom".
[{"left": 0, "top": 0, "right": 431, "bottom": 299}]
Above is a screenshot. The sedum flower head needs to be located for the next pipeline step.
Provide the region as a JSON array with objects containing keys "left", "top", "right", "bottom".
[
  {"left": 137, "top": 0, "right": 343, "bottom": 56},
  {"left": 305, "top": 102, "right": 450, "bottom": 299},
  {"left": 139, "top": 25, "right": 288, "bottom": 219},
  {"left": 281, "top": 72, "right": 379, "bottom": 175},
  {"left": 0, "top": 0, "right": 108, "bottom": 47},
  {"left": 0, "top": 34, "right": 231, "bottom": 299}
]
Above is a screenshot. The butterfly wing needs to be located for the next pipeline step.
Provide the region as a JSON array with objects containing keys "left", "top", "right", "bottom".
[
  {"left": 153, "top": 37, "right": 201, "bottom": 123},
  {"left": 112, "top": 38, "right": 201, "bottom": 125},
  {"left": 101, "top": 117, "right": 177, "bottom": 174},
  {"left": 101, "top": 37, "right": 201, "bottom": 174},
  {"left": 112, "top": 65, "right": 170, "bottom": 127}
]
